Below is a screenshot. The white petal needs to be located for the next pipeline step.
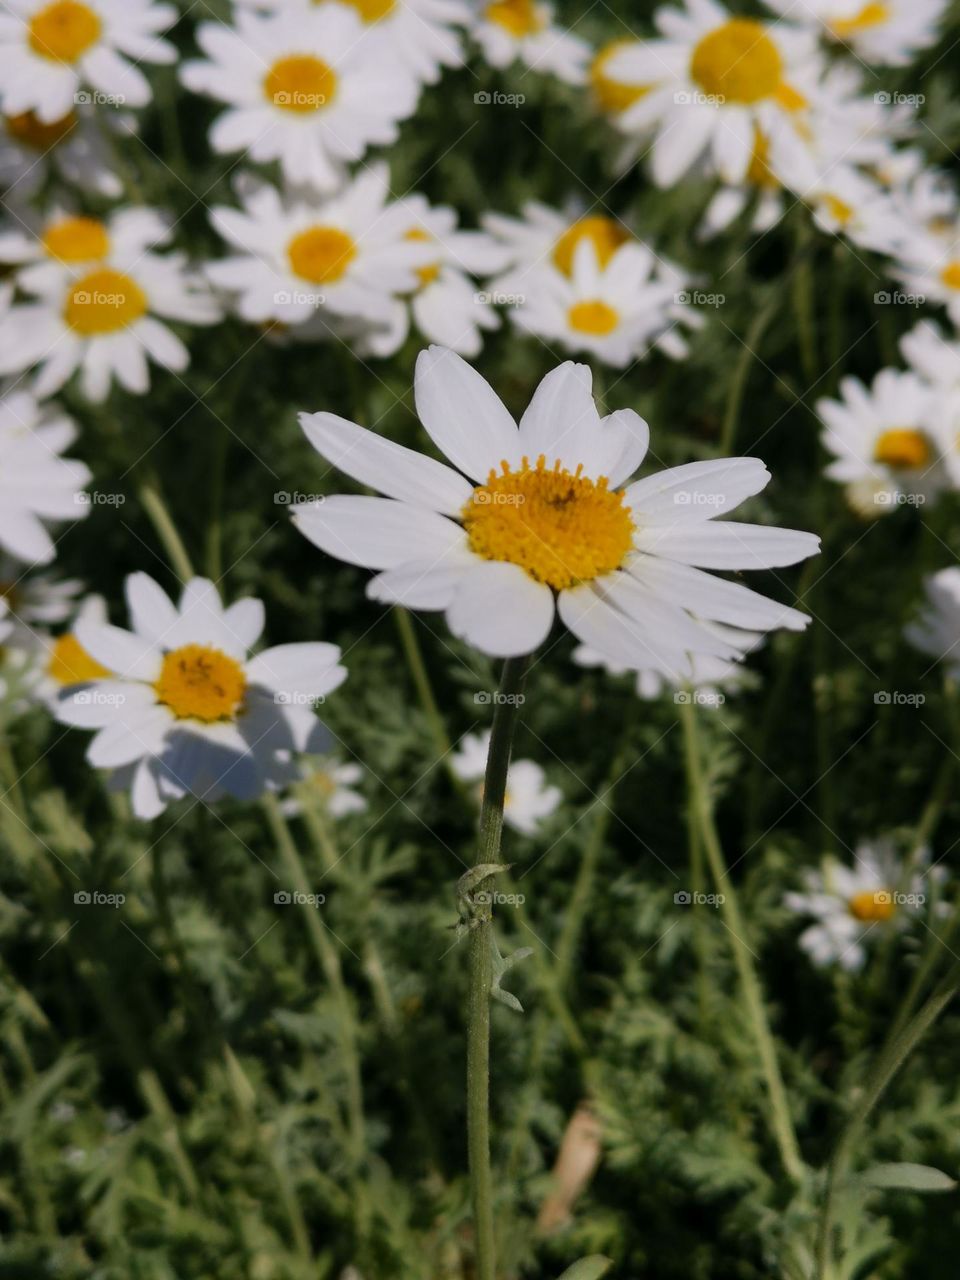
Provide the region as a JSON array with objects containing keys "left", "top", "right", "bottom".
[
  {"left": 125, "top": 572, "right": 179, "bottom": 645},
  {"left": 75, "top": 621, "right": 162, "bottom": 680},
  {"left": 446, "top": 561, "right": 554, "bottom": 657},
  {"left": 517, "top": 362, "right": 601, "bottom": 471},
  {"left": 630, "top": 555, "right": 811, "bottom": 631},
  {"left": 624, "top": 458, "right": 770, "bottom": 523},
  {"left": 558, "top": 582, "right": 686, "bottom": 677},
  {"left": 87, "top": 707, "right": 172, "bottom": 768},
  {"left": 293, "top": 495, "right": 467, "bottom": 570},
  {"left": 414, "top": 346, "right": 519, "bottom": 481},
  {"left": 246, "top": 642, "right": 346, "bottom": 701},
  {"left": 635, "top": 522, "right": 821, "bottom": 569},
  {"left": 222, "top": 598, "right": 265, "bottom": 650}
]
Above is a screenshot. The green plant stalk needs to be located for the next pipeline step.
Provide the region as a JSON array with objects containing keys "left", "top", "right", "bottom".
[
  {"left": 719, "top": 290, "right": 780, "bottom": 456},
  {"left": 468, "top": 654, "right": 530, "bottom": 1280},
  {"left": 680, "top": 698, "right": 805, "bottom": 1182},
  {"left": 139, "top": 481, "right": 195, "bottom": 582},
  {"left": 815, "top": 958, "right": 960, "bottom": 1279}
]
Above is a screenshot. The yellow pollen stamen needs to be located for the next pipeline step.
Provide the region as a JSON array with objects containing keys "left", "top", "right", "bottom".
[
  {"left": 153, "top": 643, "right": 247, "bottom": 723},
  {"left": 46, "top": 632, "right": 110, "bottom": 685},
  {"left": 28, "top": 0, "right": 101, "bottom": 62},
  {"left": 287, "top": 226, "right": 356, "bottom": 284},
  {"left": 340, "top": 0, "right": 395, "bottom": 20},
  {"left": 484, "top": 0, "right": 543, "bottom": 37},
  {"left": 590, "top": 40, "right": 650, "bottom": 114},
  {"left": 462, "top": 455, "right": 634, "bottom": 590},
  {"left": 848, "top": 889, "right": 895, "bottom": 922},
  {"left": 6, "top": 108, "right": 76, "bottom": 149},
  {"left": 405, "top": 227, "right": 440, "bottom": 288},
  {"left": 42, "top": 215, "right": 109, "bottom": 263},
  {"left": 690, "top": 19, "right": 782, "bottom": 104},
  {"left": 940, "top": 261, "right": 960, "bottom": 291},
  {"left": 553, "top": 215, "right": 631, "bottom": 275},
  {"left": 568, "top": 299, "right": 620, "bottom": 336},
  {"left": 830, "top": 1, "right": 889, "bottom": 36},
  {"left": 64, "top": 268, "right": 147, "bottom": 336},
  {"left": 874, "top": 427, "right": 930, "bottom": 470},
  {"left": 264, "top": 54, "right": 337, "bottom": 113}
]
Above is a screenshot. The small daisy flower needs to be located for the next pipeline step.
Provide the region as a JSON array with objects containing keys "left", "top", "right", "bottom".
[
  {"left": 906, "top": 568, "right": 960, "bottom": 678},
  {"left": 471, "top": 0, "right": 589, "bottom": 84},
  {"left": 817, "top": 369, "right": 949, "bottom": 514},
  {"left": 900, "top": 322, "right": 960, "bottom": 480},
  {"left": 511, "top": 238, "right": 700, "bottom": 365},
  {"left": 802, "top": 168, "right": 906, "bottom": 255},
  {"left": 893, "top": 220, "right": 960, "bottom": 327},
  {"left": 0, "top": 0, "right": 177, "bottom": 123},
  {"left": 574, "top": 624, "right": 761, "bottom": 702},
  {"left": 784, "top": 841, "right": 939, "bottom": 971},
  {"left": 0, "top": 238, "right": 220, "bottom": 401},
  {"left": 762, "top": 0, "right": 948, "bottom": 65},
  {"left": 292, "top": 347, "right": 819, "bottom": 669},
  {"left": 181, "top": 4, "right": 419, "bottom": 192},
  {"left": 483, "top": 202, "right": 631, "bottom": 293},
  {"left": 279, "top": 756, "right": 367, "bottom": 820},
  {"left": 590, "top": 38, "right": 653, "bottom": 120},
  {"left": 452, "top": 729, "right": 561, "bottom": 835},
  {"left": 0, "top": 104, "right": 127, "bottom": 199},
  {"left": 206, "top": 167, "right": 438, "bottom": 329},
  {"left": 55, "top": 573, "right": 348, "bottom": 819},
  {"left": 0, "top": 391, "right": 90, "bottom": 565},
  {"left": 601, "top": 0, "right": 817, "bottom": 187},
  {"left": 0, "top": 204, "right": 170, "bottom": 292},
  {"left": 28, "top": 591, "right": 110, "bottom": 706}
]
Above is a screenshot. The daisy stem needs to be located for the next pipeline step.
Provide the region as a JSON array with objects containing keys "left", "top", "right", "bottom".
[
  {"left": 679, "top": 698, "right": 805, "bottom": 1183},
  {"left": 468, "top": 653, "right": 531, "bottom": 1280},
  {"left": 719, "top": 290, "right": 780, "bottom": 456},
  {"left": 393, "top": 607, "right": 471, "bottom": 800},
  {"left": 139, "top": 481, "right": 195, "bottom": 583}
]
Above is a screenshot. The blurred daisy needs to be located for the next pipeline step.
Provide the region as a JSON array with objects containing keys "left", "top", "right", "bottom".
[
  {"left": 0, "top": 105, "right": 127, "bottom": 198},
  {"left": 33, "top": 592, "right": 110, "bottom": 705},
  {"left": 762, "top": 0, "right": 947, "bottom": 65},
  {"left": 0, "top": 391, "right": 89, "bottom": 565},
  {"left": 0, "top": 0, "right": 176, "bottom": 122},
  {"left": 901, "top": 320, "right": 960, "bottom": 394},
  {"left": 279, "top": 756, "right": 367, "bottom": 820},
  {"left": 55, "top": 573, "right": 347, "bottom": 819},
  {"left": 483, "top": 202, "right": 633, "bottom": 296},
  {"left": 207, "top": 167, "right": 437, "bottom": 329},
  {"left": 574, "top": 624, "right": 761, "bottom": 702},
  {"left": 906, "top": 567, "right": 960, "bottom": 677},
  {"left": 784, "top": 841, "right": 938, "bottom": 970},
  {"left": 590, "top": 38, "right": 652, "bottom": 120},
  {"left": 601, "top": 0, "right": 816, "bottom": 187},
  {"left": 293, "top": 347, "right": 818, "bottom": 669},
  {"left": 452, "top": 729, "right": 560, "bottom": 834},
  {"left": 802, "top": 168, "right": 905, "bottom": 254},
  {"left": 511, "top": 238, "right": 700, "bottom": 364},
  {"left": 0, "top": 241, "right": 220, "bottom": 401},
  {"left": 181, "top": 4, "right": 418, "bottom": 192},
  {"left": 817, "top": 369, "right": 951, "bottom": 514},
  {"left": 471, "top": 0, "right": 589, "bottom": 83},
  {"left": 893, "top": 220, "right": 960, "bottom": 327},
  {"left": 0, "top": 205, "right": 169, "bottom": 290}
]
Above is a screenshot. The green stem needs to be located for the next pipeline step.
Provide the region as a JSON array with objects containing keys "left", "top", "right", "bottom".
[
  {"left": 680, "top": 699, "right": 805, "bottom": 1182},
  {"left": 139, "top": 481, "right": 195, "bottom": 582},
  {"left": 394, "top": 609, "right": 451, "bottom": 752},
  {"left": 719, "top": 291, "right": 780, "bottom": 456},
  {"left": 468, "top": 654, "right": 531, "bottom": 1280}
]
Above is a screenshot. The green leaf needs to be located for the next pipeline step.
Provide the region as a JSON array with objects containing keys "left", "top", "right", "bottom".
[
  {"left": 854, "top": 1163, "right": 957, "bottom": 1193},
  {"left": 556, "top": 1257, "right": 614, "bottom": 1280}
]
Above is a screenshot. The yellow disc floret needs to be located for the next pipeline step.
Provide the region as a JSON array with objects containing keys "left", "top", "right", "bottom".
[
  {"left": 590, "top": 40, "right": 650, "bottom": 114},
  {"left": 288, "top": 226, "right": 356, "bottom": 284},
  {"left": 154, "top": 644, "right": 247, "bottom": 722},
  {"left": 28, "top": 0, "right": 101, "bottom": 62},
  {"left": 264, "top": 55, "right": 337, "bottom": 113},
  {"left": 340, "top": 0, "right": 395, "bottom": 20},
  {"left": 463, "top": 456, "right": 634, "bottom": 590},
  {"left": 42, "top": 215, "right": 109, "bottom": 263},
  {"left": 568, "top": 299, "right": 620, "bottom": 336},
  {"left": 6, "top": 108, "right": 76, "bottom": 149},
  {"left": 940, "top": 261, "right": 960, "bottom": 291},
  {"left": 484, "top": 0, "right": 543, "bottom": 37},
  {"left": 690, "top": 19, "right": 782, "bottom": 104},
  {"left": 406, "top": 227, "right": 440, "bottom": 288},
  {"left": 830, "top": 1, "right": 889, "bottom": 37},
  {"left": 64, "top": 268, "right": 147, "bottom": 335},
  {"left": 46, "top": 633, "right": 110, "bottom": 685},
  {"left": 553, "top": 215, "right": 631, "bottom": 275},
  {"left": 874, "top": 428, "right": 930, "bottom": 470},
  {"left": 848, "top": 889, "right": 895, "bottom": 922}
]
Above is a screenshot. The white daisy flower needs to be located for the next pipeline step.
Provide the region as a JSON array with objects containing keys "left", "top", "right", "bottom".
[
  {"left": 0, "top": 239, "right": 220, "bottom": 402},
  {"left": 0, "top": 104, "right": 127, "bottom": 199},
  {"left": 0, "top": 204, "right": 170, "bottom": 291},
  {"left": 180, "top": 4, "right": 419, "bottom": 193},
  {"left": 471, "top": 0, "right": 589, "bottom": 84},
  {"left": 510, "top": 238, "right": 700, "bottom": 365},
  {"left": 801, "top": 167, "right": 906, "bottom": 255},
  {"left": 574, "top": 623, "right": 761, "bottom": 703},
  {"left": 817, "top": 369, "right": 950, "bottom": 514},
  {"left": 33, "top": 591, "right": 110, "bottom": 705},
  {"left": 451, "top": 729, "right": 561, "bottom": 835},
  {"left": 234, "top": 0, "right": 470, "bottom": 87},
  {"left": 279, "top": 756, "right": 367, "bottom": 820},
  {"left": 55, "top": 572, "right": 348, "bottom": 819},
  {"left": 906, "top": 567, "right": 960, "bottom": 678},
  {"left": 0, "top": 390, "right": 90, "bottom": 565},
  {"left": 292, "top": 347, "right": 819, "bottom": 669},
  {"left": 206, "top": 166, "right": 437, "bottom": 329},
  {"left": 0, "top": 0, "right": 176, "bottom": 123},
  {"left": 589, "top": 38, "right": 652, "bottom": 121},
  {"left": 784, "top": 840, "right": 940, "bottom": 971},
  {"left": 893, "top": 218, "right": 960, "bottom": 327},
  {"left": 901, "top": 319, "right": 960, "bottom": 393},
  {"left": 601, "top": 0, "right": 817, "bottom": 188},
  {"left": 762, "top": 0, "right": 948, "bottom": 65}
]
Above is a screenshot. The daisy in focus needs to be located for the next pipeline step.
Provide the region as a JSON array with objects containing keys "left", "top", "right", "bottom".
[
  {"left": 292, "top": 347, "right": 819, "bottom": 670},
  {"left": 280, "top": 755, "right": 367, "bottom": 821},
  {"left": 761, "top": 0, "right": 948, "bottom": 66},
  {"left": 471, "top": 0, "right": 590, "bottom": 84},
  {"left": 784, "top": 841, "right": 939, "bottom": 971},
  {"left": 55, "top": 573, "right": 347, "bottom": 819},
  {"left": 181, "top": 5, "right": 419, "bottom": 192},
  {"left": 0, "top": 0, "right": 176, "bottom": 122},
  {"left": 0, "top": 105, "right": 127, "bottom": 198},
  {"left": 0, "top": 391, "right": 90, "bottom": 565},
  {"left": 905, "top": 568, "right": 960, "bottom": 678},
  {"left": 452, "top": 730, "right": 560, "bottom": 835}
]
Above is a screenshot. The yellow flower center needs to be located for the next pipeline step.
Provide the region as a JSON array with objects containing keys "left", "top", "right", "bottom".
[
  {"left": 264, "top": 55, "right": 337, "bottom": 113},
  {"left": 590, "top": 40, "right": 650, "bottom": 114},
  {"left": 940, "top": 261, "right": 960, "bottom": 291},
  {"left": 6, "top": 108, "right": 76, "bottom": 149},
  {"left": 153, "top": 644, "right": 247, "bottom": 723},
  {"left": 690, "top": 19, "right": 782, "bottom": 104},
  {"left": 28, "top": 0, "right": 101, "bottom": 62},
  {"left": 64, "top": 268, "right": 147, "bottom": 335},
  {"left": 746, "top": 128, "right": 778, "bottom": 188},
  {"left": 553, "top": 215, "right": 631, "bottom": 275},
  {"left": 873, "top": 428, "right": 931, "bottom": 470},
  {"left": 339, "top": 0, "right": 395, "bottom": 20},
  {"left": 463, "top": 456, "right": 634, "bottom": 590},
  {"left": 567, "top": 299, "right": 620, "bottom": 336},
  {"left": 822, "top": 194, "right": 855, "bottom": 225},
  {"left": 287, "top": 226, "right": 356, "bottom": 284},
  {"left": 830, "top": 1, "right": 889, "bottom": 36},
  {"left": 46, "top": 632, "right": 110, "bottom": 685},
  {"left": 775, "top": 82, "right": 808, "bottom": 112},
  {"left": 848, "top": 889, "right": 895, "bottom": 922},
  {"left": 308, "top": 768, "right": 339, "bottom": 798},
  {"left": 42, "top": 215, "right": 109, "bottom": 263},
  {"left": 484, "top": 0, "right": 543, "bottom": 37},
  {"left": 406, "top": 227, "right": 440, "bottom": 288}
]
